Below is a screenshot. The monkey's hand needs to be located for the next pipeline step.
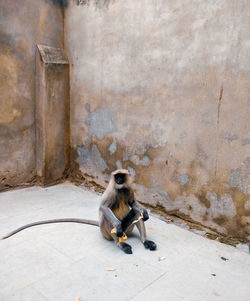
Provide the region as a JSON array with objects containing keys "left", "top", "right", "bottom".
[
  {"left": 115, "top": 222, "right": 123, "bottom": 237},
  {"left": 142, "top": 209, "right": 149, "bottom": 222}
]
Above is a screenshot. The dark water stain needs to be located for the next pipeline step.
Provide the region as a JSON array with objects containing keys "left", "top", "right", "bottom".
[
  {"left": 0, "top": 31, "right": 16, "bottom": 51},
  {"left": 196, "top": 191, "right": 211, "bottom": 208},
  {"left": 140, "top": 201, "right": 247, "bottom": 246},
  {"left": 242, "top": 138, "right": 250, "bottom": 146},
  {"left": 213, "top": 215, "right": 227, "bottom": 226},
  {"left": 46, "top": 0, "right": 69, "bottom": 8}
]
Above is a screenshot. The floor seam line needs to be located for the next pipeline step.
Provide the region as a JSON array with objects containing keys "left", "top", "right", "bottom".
[{"left": 130, "top": 271, "right": 167, "bottom": 300}]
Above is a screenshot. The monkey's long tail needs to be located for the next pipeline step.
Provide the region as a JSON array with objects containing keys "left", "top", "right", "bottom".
[{"left": 2, "top": 218, "right": 99, "bottom": 240}]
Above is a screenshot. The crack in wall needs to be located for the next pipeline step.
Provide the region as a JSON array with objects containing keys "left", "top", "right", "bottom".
[{"left": 214, "top": 84, "right": 224, "bottom": 177}]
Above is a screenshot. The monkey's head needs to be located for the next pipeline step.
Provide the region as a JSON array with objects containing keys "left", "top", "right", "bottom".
[{"left": 111, "top": 169, "right": 132, "bottom": 189}]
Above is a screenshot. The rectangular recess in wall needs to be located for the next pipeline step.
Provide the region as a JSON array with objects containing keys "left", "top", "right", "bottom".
[{"left": 35, "top": 44, "right": 70, "bottom": 185}]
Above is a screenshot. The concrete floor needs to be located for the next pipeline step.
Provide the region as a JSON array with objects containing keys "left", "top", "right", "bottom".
[{"left": 0, "top": 183, "right": 250, "bottom": 301}]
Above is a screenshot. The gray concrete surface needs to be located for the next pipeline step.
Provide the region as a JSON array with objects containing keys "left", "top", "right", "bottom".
[{"left": 0, "top": 183, "right": 250, "bottom": 301}]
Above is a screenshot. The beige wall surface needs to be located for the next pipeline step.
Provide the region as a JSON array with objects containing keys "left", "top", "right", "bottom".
[
  {"left": 65, "top": 0, "right": 250, "bottom": 241},
  {"left": 0, "top": 0, "right": 64, "bottom": 189}
]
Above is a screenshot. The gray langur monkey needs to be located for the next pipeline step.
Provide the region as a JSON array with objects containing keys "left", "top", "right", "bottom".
[
  {"left": 99, "top": 169, "right": 156, "bottom": 254},
  {"left": 2, "top": 169, "right": 156, "bottom": 254}
]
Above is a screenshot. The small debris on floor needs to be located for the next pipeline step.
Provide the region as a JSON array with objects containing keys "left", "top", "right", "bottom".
[
  {"left": 158, "top": 256, "right": 166, "bottom": 261},
  {"left": 106, "top": 268, "right": 116, "bottom": 271},
  {"left": 211, "top": 274, "right": 216, "bottom": 276},
  {"left": 220, "top": 256, "right": 229, "bottom": 261},
  {"left": 115, "top": 274, "right": 118, "bottom": 277}
]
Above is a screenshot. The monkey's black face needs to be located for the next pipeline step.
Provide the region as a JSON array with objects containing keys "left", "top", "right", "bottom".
[{"left": 114, "top": 173, "right": 126, "bottom": 185}]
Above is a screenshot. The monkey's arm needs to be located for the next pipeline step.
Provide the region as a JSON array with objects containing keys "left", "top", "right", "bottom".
[
  {"left": 100, "top": 205, "right": 123, "bottom": 237},
  {"left": 129, "top": 200, "right": 149, "bottom": 221}
]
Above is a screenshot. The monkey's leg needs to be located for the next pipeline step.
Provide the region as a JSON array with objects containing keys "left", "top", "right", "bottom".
[
  {"left": 135, "top": 219, "right": 157, "bottom": 251},
  {"left": 101, "top": 214, "right": 133, "bottom": 254},
  {"left": 110, "top": 232, "right": 133, "bottom": 254}
]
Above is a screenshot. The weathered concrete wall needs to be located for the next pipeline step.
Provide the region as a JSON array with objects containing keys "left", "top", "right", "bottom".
[
  {"left": 0, "top": 0, "right": 64, "bottom": 190},
  {"left": 65, "top": 0, "right": 250, "bottom": 241}
]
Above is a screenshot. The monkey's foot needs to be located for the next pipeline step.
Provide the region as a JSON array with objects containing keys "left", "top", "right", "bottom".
[
  {"left": 121, "top": 242, "right": 133, "bottom": 254},
  {"left": 144, "top": 240, "right": 157, "bottom": 251}
]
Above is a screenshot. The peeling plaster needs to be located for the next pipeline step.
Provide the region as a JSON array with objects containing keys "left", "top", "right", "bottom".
[
  {"left": 220, "top": 132, "right": 238, "bottom": 143},
  {"left": 123, "top": 149, "right": 150, "bottom": 166},
  {"left": 85, "top": 103, "right": 90, "bottom": 112},
  {"left": 108, "top": 139, "right": 117, "bottom": 155},
  {"left": 123, "top": 148, "right": 133, "bottom": 161},
  {"left": 116, "top": 160, "right": 122, "bottom": 169},
  {"left": 127, "top": 166, "right": 136, "bottom": 179},
  {"left": 141, "top": 156, "right": 150, "bottom": 166},
  {"left": 242, "top": 138, "right": 250, "bottom": 146},
  {"left": 129, "top": 155, "right": 150, "bottom": 166},
  {"left": 175, "top": 194, "right": 207, "bottom": 222},
  {"left": 85, "top": 107, "right": 117, "bottom": 140},
  {"left": 135, "top": 184, "right": 172, "bottom": 209},
  {"left": 152, "top": 178, "right": 158, "bottom": 188},
  {"left": 206, "top": 192, "right": 236, "bottom": 218},
  {"left": 174, "top": 174, "right": 190, "bottom": 186},
  {"left": 77, "top": 145, "right": 109, "bottom": 174},
  {"left": 245, "top": 200, "right": 250, "bottom": 211},
  {"left": 228, "top": 158, "right": 250, "bottom": 194},
  {"left": 230, "top": 170, "right": 243, "bottom": 191},
  {"left": 77, "top": 0, "right": 113, "bottom": 8}
]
